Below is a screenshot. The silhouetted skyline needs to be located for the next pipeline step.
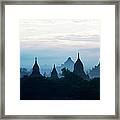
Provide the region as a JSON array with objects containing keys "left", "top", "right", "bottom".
[
  {"left": 20, "top": 53, "right": 100, "bottom": 100},
  {"left": 20, "top": 53, "right": 100, "bottom": 79}
]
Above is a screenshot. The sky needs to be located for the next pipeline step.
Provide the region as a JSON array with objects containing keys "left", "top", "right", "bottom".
[{"left": 20, "top": 19, "right": 100, "bottom": 70}]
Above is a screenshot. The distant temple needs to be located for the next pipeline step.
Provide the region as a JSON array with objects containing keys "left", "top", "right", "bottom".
[
  {"left": 51, "top": 64, "right": 58, "bottom": 79},
  {"left": 89, "top": 62, "right": 100, "bottom": 79},
  {"left": 61, "top": 57, "right": 74, "bottom": 71},
  {"left": 30, "top": 57, "right": 42, "bottom": 79},
  {"left": 74, "top": 53, "right": 89, "bottom": 80}
]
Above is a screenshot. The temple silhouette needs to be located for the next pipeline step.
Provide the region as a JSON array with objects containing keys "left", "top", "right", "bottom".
[
  {"left": 73, "top": 53, "right": 89, "bottom": 80},
  {"left": 28, "top": 53, "right": 89, "bottom": 80},
  {"left": 20, "top": 53, "right": 100, "bottom": 100},
  {"left": 51, "top": 64, "right": 58, "bottom": 79},
  {"left": 30, "top": 57, "right": 42, "bottom": 79}
]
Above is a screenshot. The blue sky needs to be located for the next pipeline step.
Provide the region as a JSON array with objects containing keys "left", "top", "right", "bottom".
[{"left": 20, "top": 19, "right": 100, "bottom": 70}]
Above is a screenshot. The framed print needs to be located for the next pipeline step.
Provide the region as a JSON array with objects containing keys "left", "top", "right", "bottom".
[{"left": 0, "top": 0, "right": 119, "bottom": 119}]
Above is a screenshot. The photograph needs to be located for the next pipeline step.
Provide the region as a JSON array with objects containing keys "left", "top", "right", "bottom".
[
  {"left": 20, "top": 19, "right": 100, "bottom": 100},
  {"left": 3, "top": 3, "right": 117, "bottom": 117}
]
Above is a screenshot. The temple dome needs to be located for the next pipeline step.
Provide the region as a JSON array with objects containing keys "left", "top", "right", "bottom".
[
  {"left": 74, "top": 53, "right": 84, "bottom": 73},
  {"left": 73, "top": 53, "right": 89, "bottom": 80}
]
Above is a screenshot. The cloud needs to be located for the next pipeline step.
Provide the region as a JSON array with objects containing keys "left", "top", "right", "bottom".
[
  {"left": 55, "top": 34, "right": 100, "bottom": 42},
  {"left": 20, "top": 19, "right": 100, "bottom": 51},
  {"left": 20, "top": 19, "right": 100, "bottom": 41},
  {"left": 20, "top": 33, "right": 100, "bottom": 50}
]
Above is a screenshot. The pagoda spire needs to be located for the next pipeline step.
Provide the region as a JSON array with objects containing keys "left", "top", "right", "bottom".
[
  {"left": 54, "top": 64, "right": 55, "bottom": 68},
  {"left": 35, "top": 57, "right": 37, "bottom": 64},
  {"left": 73, "top": 53, "right": 89, "bottom": 80},
  {"left": 78, "top": 53, "right": 80, "bottom": 59},
  {"left": 30, "top": 57, "right": 41, "bottom": 79},
  {"left": 51, "top": 64, "right": 58, "bottom": 79}
]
